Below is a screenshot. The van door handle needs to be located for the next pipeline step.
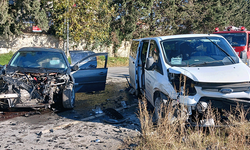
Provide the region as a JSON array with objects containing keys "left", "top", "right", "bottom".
[
  {"left": 133, "top": 61, "right": 135, "bottom": 64},
  {"left": 99, "top": 72, "right": 105, "bottom": 75}
]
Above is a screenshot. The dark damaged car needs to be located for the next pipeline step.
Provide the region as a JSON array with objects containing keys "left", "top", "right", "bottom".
[{"left": 0, "top": 47, "right": 108, "bottom": 109}]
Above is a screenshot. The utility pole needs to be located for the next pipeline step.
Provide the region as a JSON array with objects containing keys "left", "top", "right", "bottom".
[
  {"left": 63, "top": 0, "right": 69, "bottom": 57},
  {"left": 66, "top": 0, "right": 69, "bottom": 57}
]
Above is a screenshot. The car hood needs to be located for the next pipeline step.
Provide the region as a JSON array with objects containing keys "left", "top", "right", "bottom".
[{"left": 169, "top": 63, "right": 250, "bottom": 83}]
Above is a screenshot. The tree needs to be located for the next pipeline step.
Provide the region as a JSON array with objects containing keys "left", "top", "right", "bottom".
[
  {"left": 53, "top": 0, "right": 114, "bottom": 47},
  {"left": 108, "top": 0, "right": 154, "bottom": 55},
  {"left": 0, "top": 0, "right": 50, "bottom": 39},
  {"left": 0, "top": 0, "right": 13, "bottom": 38},
  {"left": 181, "top": 0, "right": 250, "bottom": 34}
]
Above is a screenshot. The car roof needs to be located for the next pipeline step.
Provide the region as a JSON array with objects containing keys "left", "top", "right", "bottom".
[
  {"left": 17, "top": 47, "right": 64, "bottom": 53},
  {"left": 133, "top": 34, "right": 224, "bottom": 42}
]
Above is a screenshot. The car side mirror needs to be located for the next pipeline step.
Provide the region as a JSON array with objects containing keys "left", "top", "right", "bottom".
[
  {"left": 240, "top": 51, "right": 247, "bottom": 64},
  {"left": 146, "top": 57, "right": 156, "bottom": 70},
  {"left": 71, "top": 65, "right": 79, "bottom": 71}
]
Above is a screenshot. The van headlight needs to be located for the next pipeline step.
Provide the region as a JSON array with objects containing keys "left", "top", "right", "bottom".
[{"left": 170, "top": 73, "right": 197, "bottom": 96}]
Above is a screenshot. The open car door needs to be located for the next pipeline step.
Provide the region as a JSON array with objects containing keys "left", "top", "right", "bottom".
[{"left": 70, "top": 52, "right": 108, "bottom": 93}]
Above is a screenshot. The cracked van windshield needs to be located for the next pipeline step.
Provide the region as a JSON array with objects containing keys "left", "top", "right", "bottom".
[
  {"left": 9, "top": 51, "right": 68, "bottom": 69},
  {"left": 161, "top": 37, "right": 239, "bottom": 67}
]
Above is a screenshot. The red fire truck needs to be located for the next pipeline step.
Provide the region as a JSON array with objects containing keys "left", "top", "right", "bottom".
[{"left": 213, "top": 26, "right": 250, "bottom": 65}]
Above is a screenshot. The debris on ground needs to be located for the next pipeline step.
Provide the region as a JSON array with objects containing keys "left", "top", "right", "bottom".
[
  {"left": 92, "top": 105, "right": 103, "bottom": 114},
  {"left": 103, "top": 108, "right": 127, "bottom": 124},
  {"left": 121, "top": 101, "right": 128, "bottom": 109}
]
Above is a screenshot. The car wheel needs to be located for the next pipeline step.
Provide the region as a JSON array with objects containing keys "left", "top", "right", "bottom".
[{"left": 62, "top": 84, "right": 75, "bottom": 109}]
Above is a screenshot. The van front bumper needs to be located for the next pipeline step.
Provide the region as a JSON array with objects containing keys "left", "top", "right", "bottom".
[{"left": 178, "top": 86, "right": 250, "bottom": 110}]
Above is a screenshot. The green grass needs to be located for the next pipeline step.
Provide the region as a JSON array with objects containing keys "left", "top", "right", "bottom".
[
  {"left": 0, "top": 52, "right": 14, "bottom": 65},
  {"left": 0, "top": 52, "right": 128, "bottom": 67},
  {"left": 98, "top": 56, "right": 129, "bottom": 67}
]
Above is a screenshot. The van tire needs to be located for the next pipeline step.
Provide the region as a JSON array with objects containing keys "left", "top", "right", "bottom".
[
  {"left": 154, "top": 96, "right": 165, "bottom": 121},
  {"left": 153, "top": 93, "right": 183, "bottom": 124}
]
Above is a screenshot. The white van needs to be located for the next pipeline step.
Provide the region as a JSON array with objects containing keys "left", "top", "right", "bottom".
[{"left": 129, "top": 34, "right": 250, "bottom": 124}]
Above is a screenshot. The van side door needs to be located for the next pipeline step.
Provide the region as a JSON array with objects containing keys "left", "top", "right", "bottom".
[
  {"left": 129, "top": 40, "right": 140, "bottom": 94},
  {"left": 144, "top": 40, "right": 163, "bottom": 103}
]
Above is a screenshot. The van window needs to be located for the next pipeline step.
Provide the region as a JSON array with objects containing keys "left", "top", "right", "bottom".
[
  {"left": 148, "top": 40, "right": 159, "bottom": 62},
  {"left": 148, "top": 40, "right": 163, "bottom": 74},
  {"left": 130, "top": 41, "right": 139, "bottom": 59}
]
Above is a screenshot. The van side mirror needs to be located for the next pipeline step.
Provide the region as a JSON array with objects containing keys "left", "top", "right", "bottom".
[
  {"left": 146, "top": 57, "right": 155, "bottom": 70},
  {"left": 71, "top": 65, "right": 79, "bottom": 71},
  {"left": 240, "top": 51, "right": 247, "bottom": 64}
]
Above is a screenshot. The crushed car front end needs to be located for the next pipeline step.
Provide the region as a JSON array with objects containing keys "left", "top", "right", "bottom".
[{"left": 0, "top": 48, "right": 74, "bottom": 109}]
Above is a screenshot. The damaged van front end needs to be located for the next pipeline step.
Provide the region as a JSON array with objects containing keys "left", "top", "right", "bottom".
[{"left": 168, "top": 63, "right": 250, "bottom": 125}]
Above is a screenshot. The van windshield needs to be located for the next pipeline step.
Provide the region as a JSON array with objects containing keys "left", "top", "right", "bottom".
[{"left": 161, "top": 37, "right": 239, "bottom": 67}]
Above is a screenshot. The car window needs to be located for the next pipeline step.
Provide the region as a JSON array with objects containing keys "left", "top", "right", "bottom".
[
  {"left": 69, "top": 51, "right": 95, "bottom": 65},
  {"left": 10, "top": 51, "right": 67, "bottom": 69},
  {"left": 161, "top": 37, "right": 239, "bottom": 67},
  {"left": 75, "top": 54, "right": 108, "bottom": 70}
]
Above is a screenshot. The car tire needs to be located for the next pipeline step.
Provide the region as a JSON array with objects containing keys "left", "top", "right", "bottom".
[{"left": 62, "top": 84, "right": 75, "bottom": 109}]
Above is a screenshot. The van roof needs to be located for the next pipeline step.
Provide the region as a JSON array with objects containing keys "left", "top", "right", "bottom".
[{"left": 133, "top": 34, "right": 223, "bottom": 41}]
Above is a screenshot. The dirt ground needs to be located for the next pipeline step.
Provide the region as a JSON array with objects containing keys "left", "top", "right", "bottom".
[
  {"left": 0, "top": 73, "right": 142, "bottom": 150},
  {"left": 0, "top": 104, "right": 140, "bottom": 150}
]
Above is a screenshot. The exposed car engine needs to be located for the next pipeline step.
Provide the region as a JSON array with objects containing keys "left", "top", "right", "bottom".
[{"left": 0, "top": 71, "right": 71, "bottom": 109}]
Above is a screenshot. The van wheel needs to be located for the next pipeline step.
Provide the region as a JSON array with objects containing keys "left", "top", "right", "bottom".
[
  {"left": 62, "top": 84, "right": 75, "bottom": 109},
  {"left": 153, "top": 94, "right": 183, "bottom": 124},
  {"left": 154, "top": 96, "right": 165, "bottom": 121}
]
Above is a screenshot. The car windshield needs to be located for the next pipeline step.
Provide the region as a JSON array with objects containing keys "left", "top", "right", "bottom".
[
  {"left": 218, "top": 33, "right": 246, "bottom": 47},
  {"left": 9, "top": 51, "right": 68, "bottom": 69},
  {"left": 161, "top": 36, "right": 239, "bottom": 67}
]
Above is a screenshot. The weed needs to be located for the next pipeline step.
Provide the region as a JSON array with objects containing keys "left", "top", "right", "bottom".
[{"left": 132, "top": 99, "right": 250, "bottom": 149}]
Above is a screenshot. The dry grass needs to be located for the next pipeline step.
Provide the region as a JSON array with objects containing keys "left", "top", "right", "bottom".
[{"left": 128, "top": 98, "right": 250, "bottom": 150}]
